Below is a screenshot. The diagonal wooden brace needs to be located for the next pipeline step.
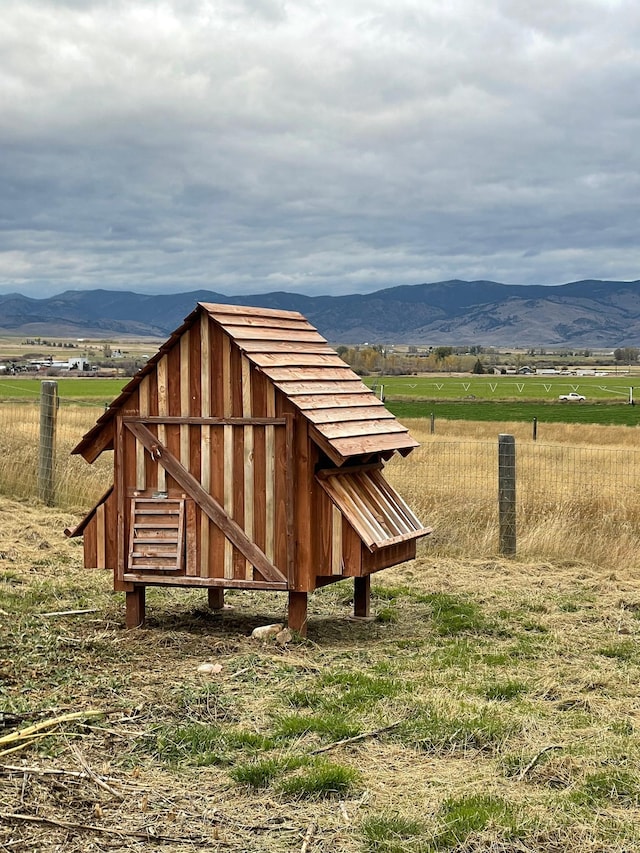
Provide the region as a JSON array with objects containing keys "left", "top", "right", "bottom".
[{"left": 125, "top": 420, "right": 288, "bottom": 585}]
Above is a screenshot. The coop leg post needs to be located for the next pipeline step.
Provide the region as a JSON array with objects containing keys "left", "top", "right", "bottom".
[
  {"left": 208, "top": 588, "right": 225, "bottom": 611},
  {"left": 125, "top": 586, "right": 146, "bottom": 628},
  {"left": 354, "top": 576, "right": 371, "bottom": 618},
  {"left": 288, "top": 591, "right": 308, "bottom": 637}
]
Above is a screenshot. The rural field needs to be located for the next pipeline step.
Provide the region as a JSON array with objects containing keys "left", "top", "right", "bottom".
[
  {"left": 3, "top": 369, "right": 640, "bottom": 851},
  {"left": 0, "top": 377, "right": 126, "bottom": 404},
  {"left": 3, "top": 372, "right": 640, "bottom": 426},
  {"left": 2, "top": 405, "right": 640, "bottom": 850},
  {"left": 366, "top": 375, "right": 640, "bottom": 428}
]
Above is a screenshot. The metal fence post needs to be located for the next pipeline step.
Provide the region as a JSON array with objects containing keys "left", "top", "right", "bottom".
[
  {"left": 498, "top": 433, "right": 516, "bottom": 556},
  {"left": 39, "top": 380, "right": 58, "bottom": 506}
]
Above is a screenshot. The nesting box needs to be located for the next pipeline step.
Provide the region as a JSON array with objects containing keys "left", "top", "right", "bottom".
[{"left": 67, "top": 303, "right": 430, "bottom": 634}]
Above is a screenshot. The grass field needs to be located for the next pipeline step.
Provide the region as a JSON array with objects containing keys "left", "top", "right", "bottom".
[
  {"left": 3, "top": 403, "right": 640, "bottom": 850},
  {"left": 387, "top": 400, "right": 640, "bottom": 427},
  {"left": 0, "top": 377, "right": 127, "bottom": 403},
  {"left": 2, "top": 374, "right": 637, "bottom": 403},
  {"left": 368, "top": 374, "right": 639, "bottom": 402},
  {"left": 3, "top": 374, "right": 640, "bottom": 428},
  {"left": 3, "top": 498, "right": 640, "bottom": 852},
  {"left": 370, "top": 375, "right": 640, "bottom": 427}
]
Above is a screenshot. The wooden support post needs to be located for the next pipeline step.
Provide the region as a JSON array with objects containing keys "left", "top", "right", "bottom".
[
  {"left": 288, "top": 591, "right": 308, "bottom": 637},
  {"left": 498, "top": 434, "right": 516, "bottom": 556},
  {"left": 125, "top": 587, "right": 146, "bottom": 628},
  {"left": 208, "top": 588, "right": 225, "bottom": 611},
  {"left": 38, "top": 380, "right": 58, "bottom": 506},
  {"left": 353, "top": 575, "right": 371, "bottom": 618}
]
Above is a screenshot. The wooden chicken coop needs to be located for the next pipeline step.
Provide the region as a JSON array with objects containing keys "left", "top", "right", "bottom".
[{"left": 67, "top": 303, "right": 430, "bottom": 635}]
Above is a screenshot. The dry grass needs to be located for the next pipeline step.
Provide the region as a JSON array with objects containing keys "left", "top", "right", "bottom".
[
  {"left": 2, "top": 406, "right": 640, "bottom": 570},
  {"left": 414, "top": 416, "right": 640, "bottom": 448},
  {"left": 0, "top": 403, "right": 109, "bottom": 509},
  {"left": 3, "top": 497, "right": 640, "bottom": 851},
  {"left": 385, "top": 418, "right": 640, "bottom": 572}
]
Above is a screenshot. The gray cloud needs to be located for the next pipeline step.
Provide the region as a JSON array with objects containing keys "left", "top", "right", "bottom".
[{"left": 1, "top": 0, "right": 639, "bottom": 298}]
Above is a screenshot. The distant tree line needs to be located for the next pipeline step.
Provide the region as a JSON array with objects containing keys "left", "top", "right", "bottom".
[
  {"left": 334, "top": 344, "right": 485, "bottom": 375},
  {"left": 335, "top": 342, "right": 637, "bottom": 376},
  {"left": 613, "top": 347, "right": 640, "bottom": 363}
]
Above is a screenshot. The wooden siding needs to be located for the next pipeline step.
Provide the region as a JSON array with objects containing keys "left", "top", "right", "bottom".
[
  {"left": 121, "top": 418, "right": 291, "bottom": 588},
  {"left": 65, "top": 486, "right": 117, "bottom": 572}
]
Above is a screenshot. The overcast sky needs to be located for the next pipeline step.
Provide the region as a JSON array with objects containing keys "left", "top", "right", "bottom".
[{"left": 1, "top": 0, "right": 639, "bottom": 299}]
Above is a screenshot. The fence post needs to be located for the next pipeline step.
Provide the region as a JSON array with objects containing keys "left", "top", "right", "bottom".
[
  {"left": 430, "top": 412, "right": 435, "bottom": 434},
  {"left": 498, "top": 433, "right": 516, "bottom": 556},
  {"left": 39, "top": 380, "right": 58, "bottom": 506},
  {"left": 532, "top": 417, "right": 537, "bottom": 441}
]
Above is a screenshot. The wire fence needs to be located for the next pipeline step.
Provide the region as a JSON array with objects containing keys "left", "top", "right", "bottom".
[
  {"left": 385, "top": 437, "right": 640, "bottom": 565},
  {"left": 2, "top": 397, "right": 640, "bottom": 567},
  {"left": 390, "top": 436, "right": 640, "bottom": 512},
  {"left": 0, "top": 399, "right": 110, "bottom": 511}
]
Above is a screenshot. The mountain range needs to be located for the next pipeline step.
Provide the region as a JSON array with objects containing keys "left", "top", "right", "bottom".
[{"left": 1, "top": 279, "right": 639, "bottom": 347}]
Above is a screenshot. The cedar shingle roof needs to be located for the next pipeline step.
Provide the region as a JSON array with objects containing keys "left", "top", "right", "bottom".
[
  {"left": 201, "top": 303, "right": 418, "bottom": 464},
  {"left": 72, "top": 302, "right": 418, "bottom": 465}
]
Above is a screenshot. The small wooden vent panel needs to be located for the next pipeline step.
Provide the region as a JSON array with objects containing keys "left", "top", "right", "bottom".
[
  {"left": 317, "top": 467, "right": 430, "bottom": 552},
  {"left": 128, "top": 498, "right": 185, "bottom": 573}
]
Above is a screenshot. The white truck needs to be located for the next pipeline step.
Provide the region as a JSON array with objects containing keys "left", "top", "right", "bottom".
[{"left": 559, "top": 392, "right": 586, "bottom": 402}]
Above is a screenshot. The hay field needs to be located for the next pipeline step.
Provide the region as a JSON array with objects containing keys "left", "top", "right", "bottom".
[
  {"left": 1, "top": 406, "right": 640, "bottom": 571},
  {"left": 2, "top": 497, "right": 640, "bottom": 851},
  {"left": 388, "top": 418, "right": 640, "bottom": 572},
  {"left": 0, "top": 403, "right": 111, "bottom": 509}
]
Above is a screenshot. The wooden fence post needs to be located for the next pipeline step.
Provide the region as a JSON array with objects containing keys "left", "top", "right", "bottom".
[
  {"left": 430, "top": 412, "right": 435, "bottom": 434},
  {"left": 498, "top": 433, "right": 516, "bottom": 556},
  {"left": 39, "top": 380, "right": 58, "bottom": 506}
]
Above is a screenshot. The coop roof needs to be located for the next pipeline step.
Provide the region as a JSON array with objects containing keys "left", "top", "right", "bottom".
[{"left": 72, "top": 302, "right": 418, "bottom": 465}]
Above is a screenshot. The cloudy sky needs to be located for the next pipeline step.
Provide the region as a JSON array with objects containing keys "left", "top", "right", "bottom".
[{"left": 1, "top": 0, "right": 639, "bottom": 299}]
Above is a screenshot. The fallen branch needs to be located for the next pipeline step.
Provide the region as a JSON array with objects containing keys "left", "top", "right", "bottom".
[
  {"left": 0, "top": 710, "right": 105, "bottom": 758},
  {"left": 81, "top": 722, "right": 149, "bottom": 739},
  {"left": 68, "top": 743, "right": 124, "bottom": 800},
  {"left": 40, "top": 608, "right": 98, "bottom": 618},
  {"left": 0, "top": 713, "right": 28, "bottom": 729},
  {"left": 300, "top": 819, "right": 317, "bottom": 853},
  {"left": 518, "top": 744, "right": 563, "bottom": 780},
  {"left": 0, "top": 734, "right": 52, "bottom": 759},
  {"left": 309, "top": 721, "right": 401, "bottom": 755},
  {"left": 0, "top": 812, "right": 218, "bottom": 846},
  {"left": 0, "top": 763, "right": 125, "bottom": 784}
]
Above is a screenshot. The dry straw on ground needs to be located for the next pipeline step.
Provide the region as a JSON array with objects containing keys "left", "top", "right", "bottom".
[{"left": 2, "top": 489, "right": 640, "bottom": 851}]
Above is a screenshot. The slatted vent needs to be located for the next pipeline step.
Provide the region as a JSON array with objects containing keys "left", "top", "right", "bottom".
[
  {"left": 128, "top": 498, "right": 185, "bottom": 572},
  {"left": 317, "top": 467, "right": 430, "bottom": 552}
]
